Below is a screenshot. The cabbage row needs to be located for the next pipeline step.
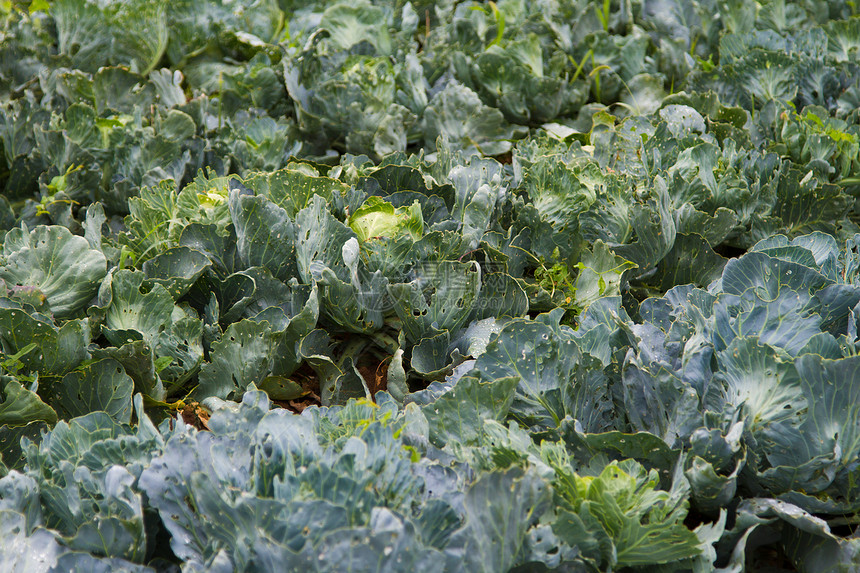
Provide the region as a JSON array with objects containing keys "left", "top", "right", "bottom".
[{"left": 1, "top": 0, "right": 860, "bottom": 571}]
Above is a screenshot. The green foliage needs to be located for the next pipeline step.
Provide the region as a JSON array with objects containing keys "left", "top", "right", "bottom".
[{"left": 1, "top": 0, "right": 860, "bottom": 570}]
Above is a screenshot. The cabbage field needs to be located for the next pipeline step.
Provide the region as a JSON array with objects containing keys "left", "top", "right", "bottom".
[{"left": 1, "top": 0, "right": 860, "bottom": 571}]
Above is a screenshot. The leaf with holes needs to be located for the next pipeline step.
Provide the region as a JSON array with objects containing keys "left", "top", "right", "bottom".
[
  {"left": 53, "top": 358, "right": 134, "bottom": 423},
  {"left": 194, "top": 320, "right": 274, "bottom": 400}
]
